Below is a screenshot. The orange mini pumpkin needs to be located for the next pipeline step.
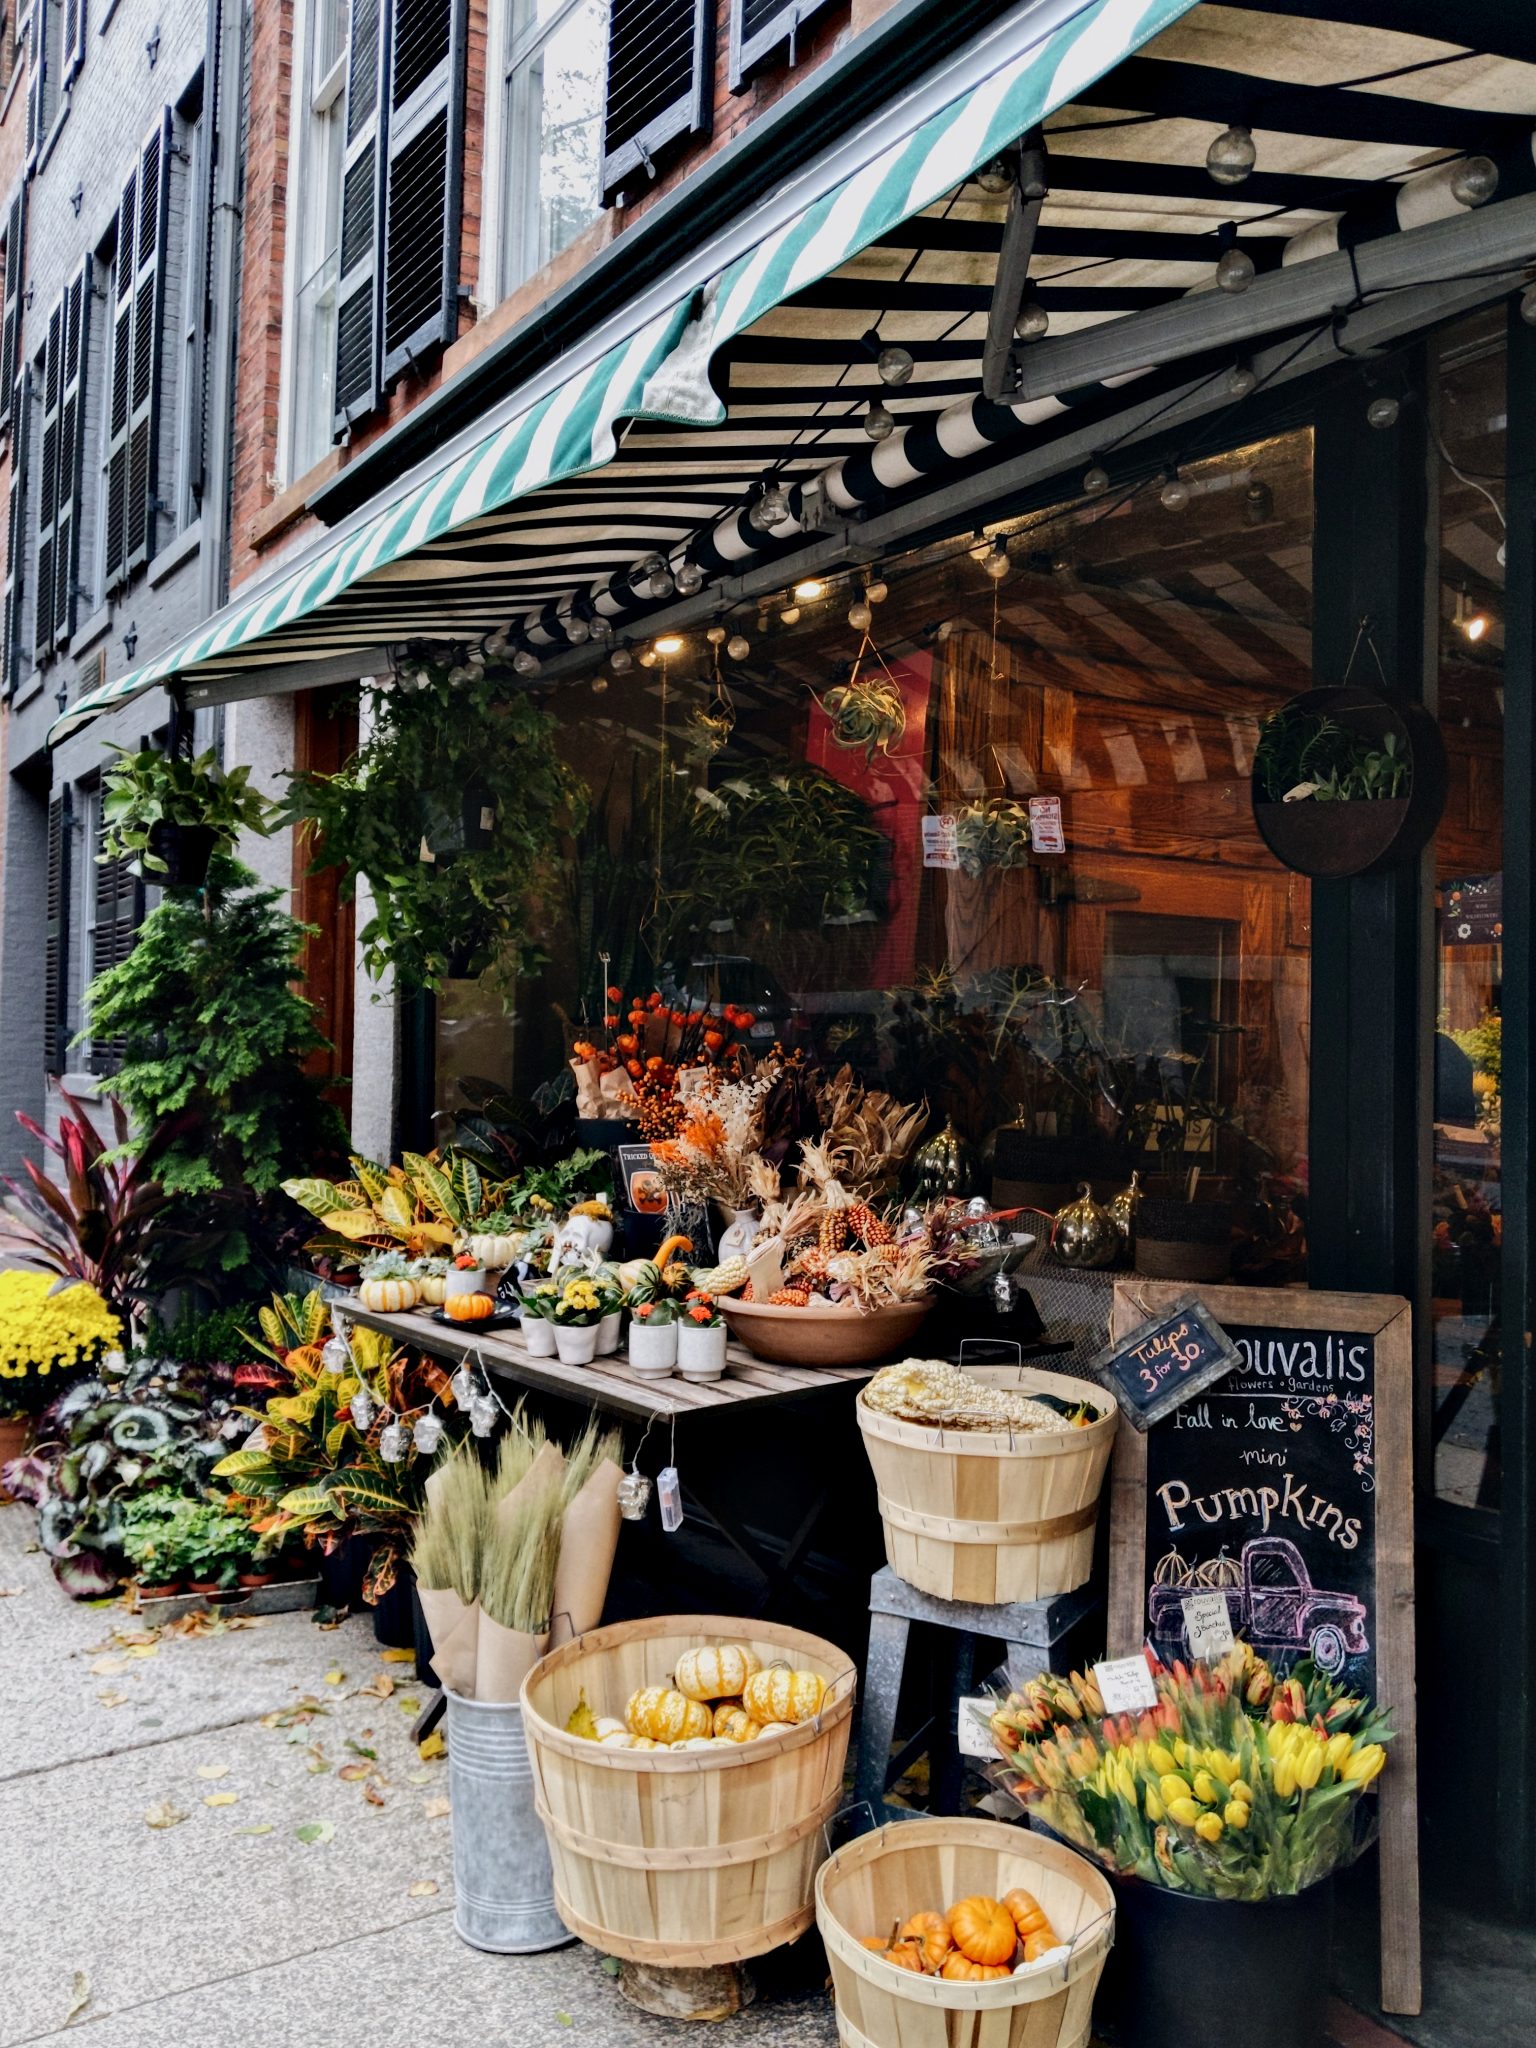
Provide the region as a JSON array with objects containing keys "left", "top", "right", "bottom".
[
  {"left": 947, "top": 1895, "right": 1017, "bottom": 1967},
  {"left": 941, "top": 1953, "right": 1013, "bottom": 1982},
  {"left": 880, "top": 1941, "right": 925, "bottom": 1975},
  {"left": 899, "top": 1912, "right": 951, "bottom": 1973},
  {"left": 1003, "top": 1888, "right": 1055, "bottom": 1941},
  {"left": 444, "top": 1291, "right": 496, "bottom": 1322},
  {"left": 1023, "top": 1929, "right": 1060, "bottom": 1964}
]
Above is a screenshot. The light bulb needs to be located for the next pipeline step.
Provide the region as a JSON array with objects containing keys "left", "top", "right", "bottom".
[
  {"left": 1243, "top": 480, "right": 1274, "bottom": 526},
  {"left": 1521, "top": 282, "right": 1536, "bottom": 327},
  {"left": 779, "top": 604, "right": 801, "bottom": 626},
  {"left": 1014, "top": 289, "right": 1049, "bottom": 342},
  {"left": 1497, "top": 539, "right": 1508, "bottom": 568},
  {"left": 638, "top": 648, "right": 659, "bottom": 668},
  {"left": 1466, "top": 611, "right": 1489, "bottom": 642},
  {"left": 413, "top": 1412, "right": 445, "bottom": 1455},
  {"left": 588, "top": 615, "right": 612, "bottom": 642},
  {"left": 1207, "top": 123, "right": 1256, "bottom": 187},
  {"left": 864, "top": 579, "right": 888, "bottom": 604},
  {"left": 617, "top": 1468, "right": 652, "bottom": 1520},
  {"left": 847, "top": 600, "right": 872, "bottom": 631},
  {"left": 469, "top": 1393, "right": 497, "bottom": 1438},
  {"left": 1161, "top": 476, "right": 1191, "bottom": 512},
  {"left": 793, "top": 579, "right": 824, "bottom": 601},
  {"left": 563, "top": 615, "right": 590, "bottom": 645},
  {"left": 632, "top": 553, "right": 666, "bottom": 590},
  {"left": 1450, "top": 155, "right": 1498, "bottom": 209},
  {"left": 983, "top": 544, "right": 1010, "bottom": 581},
  {"left": 1082, "top": 463, "right": 1110, "bottom": 496},
  {"left": 647, "top": 567, "right": 675, "bottom": 600},
  {"left": 751, "top": 482, "right": 792, "bottom": 530},
  {"left": 1366, "top": 394, "right": 1400, "bottom": 430},
  {"left": 1215, "top": 227, "right": 1255, "bottom": 294},
  {"left": 876, "top": 343, "right": 915, "bottom": 387},
  {"left": 449, "top": 1366, "right": 475, "bottom": 1409},
  {"left": 591, "top": 675, "right": 609, "bottom": 694},
  {"left": 674, "top": 560, "right": 705, "bottom": 596},
  {"left": 349, "top": 1387, "right": 375, "bottom": 1430},
  {"left": 654, "top": 635, "right": 684, "bottom": 656},
  {"left": 726, "top": 634, "right": 750, "bottom": 660},
  {"left": 446, "top": 665, "right": 468, "bottom": 687},
  {"left": 864, "top": 400, "right": 895, "bottom": 441},
  {"left": 706, "top": 624, "right": 727, "bottom": 645},
  {"left": 610, "top": 646, "right": 633, "bottom": 673},
  {"left": 513, "top": 649, "right": 541, "bottom": 676},
  {"left": 1228, "top": 362, "right": 1257, "bottom": 398},
  {"left": 976, "top": 159, "right": 1013, "bottom": 195}
]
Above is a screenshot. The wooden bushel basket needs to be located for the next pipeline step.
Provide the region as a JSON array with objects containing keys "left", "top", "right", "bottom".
[
  {"left": 858, "top": 1367, "right": 1117, "bottom": 1605},
  {"left": 521, "top": 1614, "right": 857, "bottom": 1965},
  {"left": 817, "top": 1817, "right": 1115, "bottom": 2048}
]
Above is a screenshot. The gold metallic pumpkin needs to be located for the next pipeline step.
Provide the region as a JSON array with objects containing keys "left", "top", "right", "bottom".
[
  {"left": 1051, "top": 1184, "right": 1120, "bottom": 1268},
  {"left": 1106, "top": 1170, "right": 1142, "bottom": 1244}
]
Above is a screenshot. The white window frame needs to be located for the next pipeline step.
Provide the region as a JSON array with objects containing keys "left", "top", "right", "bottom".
[
  {"left": 485, "top": 0, "right": 606, "bottom": 309},
  {"left": 276, "top": 0, "right": 348, "bottom": 489}
]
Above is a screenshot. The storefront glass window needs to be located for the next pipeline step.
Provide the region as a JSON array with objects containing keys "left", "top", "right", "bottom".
[
  {"left": 438, "top": 431, "right": 1314, "bottom": 1281},
  {"left": 1431, "top": 314, "right": 1506, "bottom": 1513}
]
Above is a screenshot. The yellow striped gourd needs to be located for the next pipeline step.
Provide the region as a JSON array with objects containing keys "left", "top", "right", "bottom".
[
  {"left": 674, "top": 1642, "right": 762, "bottom": 1702},
  {"left": 743, "top": 1666, "right": 826, "bottom": 1726},
  {"left": 625, "top": 1687, "right": 712, "bottom": 1743},
  {"left": 712, "top": 1702, "right": 762, "bottom": 1742}
]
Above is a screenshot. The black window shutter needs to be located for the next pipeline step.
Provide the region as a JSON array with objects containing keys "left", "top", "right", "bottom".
[
  {"left": 728, "top": 0, "right": 835, "bottom": 92},
  {"left": 88, "top": 839, "right": 143, "bottom": 1072},
  {"left": 601, "top": 0, "right": 713, "bottom": 200},
  {"left": 54, "top": 261, "right": 89, "bottom": 647},
  {"left": 34, "top": 294, "right": 61, "bottom": 657},
  {"left": 334, "top": 0, "right": 389, "bottom": 438},
  {"left": 103, "top": 159, "right": 137, "bottom": 589},
  {"left": 379, "top": 0, "right": 466, "bottom": 388},
  {"left": 63, "top": 0, "right": 84, "bottom": 85},
  {"left": 44, "top": 786, "right": 73, "bottom": 1076},
  {"left": 125, "top": 110, "right": 171, "bottom": 576},
  {"left": 2, "top": 365, "right": 30, "bottom": 696},
  {"left": 0, "top": 185, "right": 26, "bottom": 435},
  {"left": 25, "top": 8, "right": 45, "bottom": 170}
]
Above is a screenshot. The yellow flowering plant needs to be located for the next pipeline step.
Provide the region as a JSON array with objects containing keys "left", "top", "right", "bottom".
[
  {"left": 987, "top": 1643, "right": 1392, "bottom": 1900},
  {"left": 0, "top": 1271, "right": 122, "bottom": 1414},
  {"left": 551, "top": 1275, "right": 616, "bottom": 1327}
]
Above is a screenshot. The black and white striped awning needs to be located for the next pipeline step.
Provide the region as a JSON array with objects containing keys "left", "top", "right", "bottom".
[{"left": 53, "top": 0, "right": 1536, "bottom": 739}]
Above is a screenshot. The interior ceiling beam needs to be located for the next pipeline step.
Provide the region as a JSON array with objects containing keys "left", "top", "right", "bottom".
[{"left": 1012, "top": 193, "right": 1536, "bottom": 402}]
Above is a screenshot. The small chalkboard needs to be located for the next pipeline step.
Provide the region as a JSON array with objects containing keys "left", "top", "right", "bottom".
[{"left": 1089, "top": 1293, "right": 1240, "bottom": 1429}]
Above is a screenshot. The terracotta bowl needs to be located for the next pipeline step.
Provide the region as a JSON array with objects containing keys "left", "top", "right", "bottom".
[{"left": 718, "top": 1296, "right": 933, "bottom": 1367}]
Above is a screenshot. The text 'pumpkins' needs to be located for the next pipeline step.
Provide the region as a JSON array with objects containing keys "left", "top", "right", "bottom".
[
  {"left": 675, "top": 1642, "right": 762, "bottom": 1702},
  {"left": 625, "top": 1687, "right": 712, "bottom": 1744},
  {"left": 743, "top": 1665, "right": 826, "bottom": 1726}
]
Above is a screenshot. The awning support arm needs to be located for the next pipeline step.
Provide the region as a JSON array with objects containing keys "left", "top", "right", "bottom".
[{"left": 981, "top": 129, "right": 1049, "bottom": 405}]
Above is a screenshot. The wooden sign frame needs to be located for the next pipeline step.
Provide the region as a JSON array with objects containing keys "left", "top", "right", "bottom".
[{"left": 1106, "top": 1280, "right": 1420, "bottom": 2016}]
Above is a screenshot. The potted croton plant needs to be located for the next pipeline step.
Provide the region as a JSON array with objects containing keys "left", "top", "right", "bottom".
[
  {"left": 676, "top": 1291, "right": 727, "bottom": 1382},
  {"left": 627, "top": 1298, "right": 679, "bottom": 1378}
]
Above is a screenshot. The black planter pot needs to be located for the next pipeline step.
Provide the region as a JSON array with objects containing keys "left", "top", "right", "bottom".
[
  {"left": 1251, "top": 685, "right": 1446, "bottom": 879},
  {"left": 317, "top": 1533, "right": 370, "bottom": 1611},
  {"left": 1134, "top": 1197, "right": 1238, "bottom": 1282},
  {"left": 371, "top": 1561, "right": 418, "bottom": 1650},
  {"left": 147, "top": 822, "right": 219, "bottom": 889},
  {"left": 411, "top": 1577, "right": 440, "bottom": 1688},
  {"left": 1096, "top": 1873, "right": 1334, "bottom": 2048}
]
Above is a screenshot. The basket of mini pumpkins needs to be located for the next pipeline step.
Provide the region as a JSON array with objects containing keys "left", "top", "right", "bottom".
[
  {"left": 521, "top": 1613, "right": 856, "bottom": 1965},
  {"left": 816, "top": 1817, "right": 1114, "bottom": 2048}
]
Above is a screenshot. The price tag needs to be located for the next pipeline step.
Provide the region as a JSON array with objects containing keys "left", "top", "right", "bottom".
[
  {"left": 656, "top": 1466, "right": 684, "bottom": 1534},
  {"left": 956, "top": 1696, "right": 997, "bottom": 1760},
  {"left": 921, "top": 814, "right": 960, "bottom": 869},
  {"left": 1093, "top": 1654, "right": 1158, "bottom": 1714},
  {"left": 1180, "top": 1591, "right": 1236, "bottom": 1662},
  {"left": 1028, "top": 794, "right": 1066, "bottom": 853}
]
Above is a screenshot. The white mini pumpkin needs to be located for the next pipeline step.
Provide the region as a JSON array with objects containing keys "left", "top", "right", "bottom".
[
  {"left": 675, "top": 1642, "right": 762, "bottom": 1702},
  {"left": 357, "top": 1277, "right": 420, "bottom": 1314},
  {"left": 469, "top": 1233, "right": 520, "bottom": 1269}
]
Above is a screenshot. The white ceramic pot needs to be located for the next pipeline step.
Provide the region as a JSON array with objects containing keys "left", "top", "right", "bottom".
[
  {"left": 627, "top": 1320, "right": 678, "bottom": 1377},
  {"left": 445, "top": 1266, "right": 489, "bottom": 1299},
  {"left": 553, "top": 1323, "right": 600, "bottom": 1365},
  {"left": 522, "top": 1316, "right": 557, "bottom": 1357},
  {"left": 676, "top": 1321, "right": 728, "bottom": 1381},
  {"left": 714, "top": 1206, "right": 759, "bottom": 1264},
  {"left": 595, "top": 1309, "right": 624, "bottom": 1356}
]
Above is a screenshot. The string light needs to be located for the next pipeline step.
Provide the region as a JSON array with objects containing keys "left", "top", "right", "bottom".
[
  {"left": 1450, "top": 155, "right": 1499, "bottom": 208},
  {"left": 1366, "top": 394, "right": 1400, "bottom": 430},
  {"left": 726, "top": 634, "right": 750, "bottom": 660},
  {"left": 1215, "top": 222, "right": 1255, "bottom": 295},
  {"left": 588, "top": 615, "right": 613, "bottom": 642},
  {"left": 654, "top": 635, "right": 684, "bottom": 656},
  {"left": 1243, "top": 479, "right": 1274, "bottom": 526},
  {"left": 864, "top": 400, "right": 895, "bottom": 441},
  {"left": 876, "top": 343, "right": 915, "bottom": 387},
  {"left": 847, "top": 599, "right": 872, "bottom": 631},
  {"left": 638, "top": 648, "right": 659, "bottom": 668},
  {"left": 976, "top": 158, "right": 1013, "bottom": 195},
  {"left": 982, "top": 542, "right": 1010, "bottom": 581},
  {"left": 1206, "top": 123, "right": 1256, "bottom": 186},
  {"left": 1160, "top": 473, "right": 1191, "bottom": 512},
  {"left": 513, "top": 649, "right": 541, "bottom": 676},
  {"left": 1082, "top": 461, "right": 1110, "bottom": 496},
  {"left": 864, "top": 578, "right": 888, "bottom": 604},
  {"left": 1453, "top": 587, "right": 1491, "bottom": 642},
  {"left": 1228, "top": 361, "right": 1258, "bottom": 398},
  {"left": 674, "top": 560, "right": 705, "bottom": 596},
  {"left": 793, "top": 579, "right": 825, "bottom": 601},
  {"left": 706, "top": 624, "right": 727, "bottom": 646},
  {"left": 750, "top": 479, "right": 793, "bottom": 530},
  {"left": 1014, "top": 284, "right": 1049, "bottom": 342},
  {"left": 779, "top": 604, "right": 801, "bottom": 626},
  {"left": 610, "top": 645, "right": 633, "bottom": 673}
]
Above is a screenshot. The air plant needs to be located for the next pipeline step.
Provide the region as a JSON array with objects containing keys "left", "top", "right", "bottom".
[{"left": 818, "top": 639, "right": 907, "bottom": 763}]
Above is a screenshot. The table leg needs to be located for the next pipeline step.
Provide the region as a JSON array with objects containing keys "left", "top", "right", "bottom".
[
  {"left": 933, "top": 1632, "right": 978, "bottom": 1817},
  {"left": 854, "top": 1610, "right": 910, "bottom": 1823}
]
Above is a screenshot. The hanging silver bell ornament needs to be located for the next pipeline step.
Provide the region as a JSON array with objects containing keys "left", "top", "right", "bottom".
[
  {"left": 321, "top": 1335, "right": 351, "bottom": 1374},
  {"left": 469, "top": 1393, "right": 498, "bottom": 1438},
  {"left": 618, "top": 1468, "right": 653, "bottom": 1521},
  {"left": 378, "top": 1421, "right": 408, "bottom": 1463},
  {"left": 449, "top": 1365, "right": 476, "bottom": 1410},
  {"left": 349, "top": 1386, "right": 376, "bottom": 1430},
  {"left": 413, "top": 1411, "right": 446, "bottom": 1456}
]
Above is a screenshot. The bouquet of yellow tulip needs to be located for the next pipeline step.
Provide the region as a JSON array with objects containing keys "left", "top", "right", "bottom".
[{"left": 987, "top": 1643, "right": 1391, "bottom": 1900}]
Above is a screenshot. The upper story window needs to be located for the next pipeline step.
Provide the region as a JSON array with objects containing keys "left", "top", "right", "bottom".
[
  {"left": 27, "top": 0, "right": 85, "bottom": 170},
  {"left": 285, "top": 0, "right": 348, "bottom": 483},
  {"left": 499, "top": 0, "right": 605, "bottom": 296}
]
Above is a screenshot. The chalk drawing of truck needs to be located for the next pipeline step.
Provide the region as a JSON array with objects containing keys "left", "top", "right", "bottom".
[{"left": 1147, "top": 1536, "right": 1369, "bottom": 1675}]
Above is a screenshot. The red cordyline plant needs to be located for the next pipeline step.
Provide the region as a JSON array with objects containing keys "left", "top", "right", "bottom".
[{"left": 0, "top": 1090, "right": 195, "bottom": 1324}]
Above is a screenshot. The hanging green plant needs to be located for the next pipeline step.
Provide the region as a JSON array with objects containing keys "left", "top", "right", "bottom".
[
  {"left": 953, "top": 796, "right": 1034, "bottom": 878},
  {"left": 99, "top": 743, "right": 276, "bottom": 881},
  {"left": 818, "top": 640, "right": 907, "bottom": 763},
  {"left": 281, "top": 656, "right": 588, "bottom": 992}
]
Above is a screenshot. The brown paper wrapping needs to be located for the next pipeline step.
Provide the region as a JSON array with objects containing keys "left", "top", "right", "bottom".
[
  {"left": 415, "top": 1586, "right": 481, "bottom": 1697},
  {"left": 549, "top": 1456, "right": 623, "bottom": 1646},
  {"left": 474, "top": 1613, "right": 550, "bottom": 1702},
  {"left": 570, "top": 1057, "right": 604, "bottom": 1119}
]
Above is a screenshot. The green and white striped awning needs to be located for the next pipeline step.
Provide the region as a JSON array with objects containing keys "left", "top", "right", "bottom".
[
  {"left": 49, "top": 0, "right": 1536, "bottom": 742},
  {"left": 50, "top": 0, "right": 1199, "bottom": 743}
]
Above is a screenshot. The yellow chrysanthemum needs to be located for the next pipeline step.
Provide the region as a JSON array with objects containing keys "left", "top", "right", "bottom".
[{"left": 0, "top": 1271, "right": 122, "bottom": 1380}]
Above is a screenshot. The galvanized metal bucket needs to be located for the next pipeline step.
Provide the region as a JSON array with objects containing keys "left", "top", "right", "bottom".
[{"left": 444, "top": 1690, "right": 573, "bottom": 1953}]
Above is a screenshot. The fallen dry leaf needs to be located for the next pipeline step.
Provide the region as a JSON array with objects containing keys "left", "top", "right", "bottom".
[
  {"left": 397, "top": 1695, "right": 422, "bottom": 1716},
  {"left": 63, "top": 1970, "right": 91, "bottom": 2026},
  {"left": 417, "top": 1730, "right": 446, "bottom": 1761},
  {"left": 195, "top": 1763, "right": 229, "bottom": 1781},
  {"left": 323, "top": 1668, "right": 346, "bottom": 1687},
  {"left": 237, "top": 1824, "right": 274, "bottom": 1837},
  {"left": 0, "top": 1586, "right": 23, "bottom": 1598},
  {"left": 97, "top": 1691, "right": 128, "bottom": 1709},
  {"left": 344, "top": 1738, "right": 377, "bottom": 1759},
  {"left": 260, "top": 1696, "right": 328, "bottom": 1729},
  {"left": 363, "top": 1781, "right": 387, "bottom": 1808},
  {"left": 90, "top": 1655, "right": 128, "bottom": 1677},
  {"left": 295, "top": 1819, "right": 335, "bottom": 1846},
  {"left": 203, "top": 1792, "right": 239, "bottom": 1808},
  {"left": 408, "top": 1879, "right": 439, "bottom": 1898},
  {"left": 144, "top": 1802, "right": 188, "bottom": 1830},
  {"left": 356, "top": 1673, "right": 395, "bottom": 1700},
  {"left": 305, "top": 1743, "right": 331, "bottom": 1775},
  {"left": 338, "top": 1762, "right": 373, "bottom": 1782},
  {"left": 379, "top": 1647, "right": 415, "bottom": 1663},
  {"left": 423, "top": 1795, "right": 451, "bottom": 1819},
  {"left": 406, "top": 1769, "right": 432, "bottom": 1785},
  {"left": 127, "top": 1643, "right": 159, "bottom": 1660}
]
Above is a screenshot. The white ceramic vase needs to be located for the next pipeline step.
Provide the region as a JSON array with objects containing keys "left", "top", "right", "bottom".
[
  {"left": 595, "top": 1309, "right": 623, "bottom": 1356},
  {"left": 627, "top": 1320, "right": 678, "bottom": 1378},
  {"left": 445, "top": 1266, "right": 489, "bottom": 1299},
  {"left": 553, "top": 1323, "right": 600, "bottom": 1365},
  {"left": 522, "top": 1316, "right": 557, "bottom": 1357},
  {"left": 714, "top": 1206, "right": 759, "bottom": 1264},
  {"left": 676, "top": 1321, "right": 728, "bottom": 1381}
]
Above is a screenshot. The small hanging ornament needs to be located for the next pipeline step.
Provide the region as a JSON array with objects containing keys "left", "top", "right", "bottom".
[
  {"left": 349, "top": 1386, "right": 375, "bottom": 1431},
  {"left": 1052, "top": 1184, "right": 1121, "bottom": 1268},
  {"left": 618, "top": 1468, "right": 653, "bottom": 1522},
  {"left": 378, "top": 1421, "right": 408, "bottom": 1462},
  {"left": 412, "top": 1411, "right": 446, "bottom": 1456},
  {"left": 321, "top": 1335, "right": 351, "bottom": 1375},
  {"left": 469, "top": 1393, "right": 498, "bottom": 1438},
  {"left": 1107, "top": 1169, "right": 1143, "bottom": 1245},
  {"left": 450, "top": 1365, "right": 476, "bottom": 1409}
]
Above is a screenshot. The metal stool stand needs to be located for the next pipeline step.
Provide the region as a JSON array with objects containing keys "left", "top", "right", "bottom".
[{"left": 854, "top": 1566, "right": 1101, "bottom": 1825}]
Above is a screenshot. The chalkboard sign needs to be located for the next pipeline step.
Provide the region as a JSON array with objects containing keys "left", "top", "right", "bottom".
[
  {"left": 1089, "top": 1293, "right": 1240, "bottom": 1430},
  {"left": 1107, "top": 1280, "right": 1419, "bottom": 2015}
]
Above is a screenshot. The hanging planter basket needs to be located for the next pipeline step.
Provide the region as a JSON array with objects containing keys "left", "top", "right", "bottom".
[
  {"left": 146, "top": 822, "right": 219, "bottom": 889},
  {"left": 1250, "top": 685, "right": 1445, "bottom": 880}
]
